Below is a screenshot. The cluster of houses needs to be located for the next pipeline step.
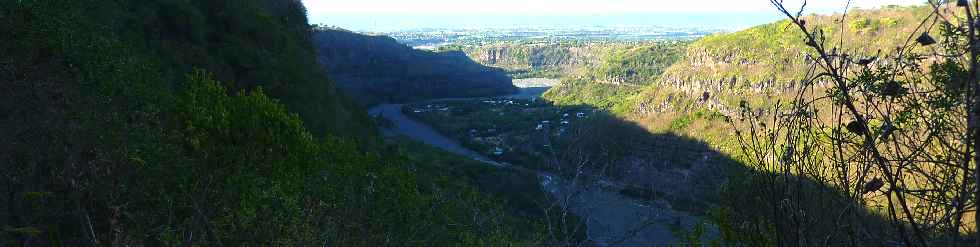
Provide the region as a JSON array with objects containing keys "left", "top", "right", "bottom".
[
  {"left": 420, "top": 99, "right": 598, "bottom": 159},
  {"left": 482, "top": 97, "right": 545, "bottom": 105},
  {"left": 411, "top": 104, "right": 450, "bottom": 113},
  {"left": 467, "top": 129, "right": 508, "bottom": 156},
  {"left": 482, "top": 99, "right": 517, "bottom": 105},
  {"left": 535, "top": 111, "right": 589, "bottom": 135},
  {"left": 467, "top": 111, "right": 593, "bottom": 157}
]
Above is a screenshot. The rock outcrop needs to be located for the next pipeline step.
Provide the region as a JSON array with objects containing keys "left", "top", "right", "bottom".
[{"left": 313, "top": 28, "right": 516, "bottom": 104}]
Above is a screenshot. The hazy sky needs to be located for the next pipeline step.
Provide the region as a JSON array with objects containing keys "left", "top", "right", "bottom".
[{"left": 302, "top": 0, "right": 924, "bottom": 31}]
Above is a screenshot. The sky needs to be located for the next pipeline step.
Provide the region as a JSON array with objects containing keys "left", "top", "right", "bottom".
[{"left": 302, "top": 0, "right": 924, "bottom": 31}]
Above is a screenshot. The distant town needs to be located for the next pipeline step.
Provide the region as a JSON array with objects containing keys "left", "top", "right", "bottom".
[{"left": 378, "top": 26, "right": 722, "bottom": 49}]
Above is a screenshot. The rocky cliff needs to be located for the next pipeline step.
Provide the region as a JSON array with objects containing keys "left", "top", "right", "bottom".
[
  {"left": 459, "top": 42, "right": 610, "bottom": 78},
  {"left": 630, "top": 5, "right": 932, "bottom": 116},
  {"left": 474, "top": 43, "right": 597, "bottom": 69},
  {"left": 541, "top": 5, "right": 934, "bottom": 135},
  {"left": 313, "top": 29, "right": 516, "bottom": 104}
]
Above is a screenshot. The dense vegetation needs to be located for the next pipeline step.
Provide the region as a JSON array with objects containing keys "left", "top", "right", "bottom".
[
  {"left": 546, "top": 5, "right": 933, "bottom": 118},
  {"left": 314, "top": 28, "right": 517, "bottom": 106},
  {"left": 590, "top": 42, "right": 688, "bottom": 85},
  {"left": 1, "top": 0, "right": 554, "bottom": 245},
  {"left": 679, "top": 5, "right": 929, "bottom": 83},
  {"left": 543, "top": 41, "right": 689, "bottom": 114},
  {"left": 544, "top": 79, "right": 640, "bottom": 113},
  {"left": 546, "top": 5, "right": 935, "bottom": 140},
  {"left": 717, "top": 3, "right": 980, "bottom": 245}
]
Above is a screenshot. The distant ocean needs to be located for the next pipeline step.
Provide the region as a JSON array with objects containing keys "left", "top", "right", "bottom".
[{"left": 312, "top": 12, "right": 788, "bottom": 32}]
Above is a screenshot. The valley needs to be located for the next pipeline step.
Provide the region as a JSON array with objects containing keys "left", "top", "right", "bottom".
[
  {"left": 6, "top": 1, "right": 976, "bottom": 246},
  {"left": 371, "top": 86, "right": 716, "bottom": 246},
  {"left": 362, "top": 4, "right": 975, "bottom": 246}
]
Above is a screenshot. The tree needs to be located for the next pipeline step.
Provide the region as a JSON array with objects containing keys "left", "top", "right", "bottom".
[{"left": 731, "top": 1, "right": 980, "bottom": 246}]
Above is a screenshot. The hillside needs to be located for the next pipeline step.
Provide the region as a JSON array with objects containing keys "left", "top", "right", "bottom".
[
  {"left": 1, "top": 0, "right": 559, "bottom": 245},
  {"left": 640, "top": 5, "right": 932, "bottom": 117},
  {"left": 125, "top": 0, "right": 375, "bottom": 138},
  {"left": 543, "top": 41, "right": 688, "bottom": 111},
  {"left": 546, "top": 5, "right": 932, "bottom": 121},
  {"left": 543, "top": 6, "right": 938, "bottom": 166},
  {"left": 541, "top": 4, "right": 961, "bottom": 245},
  {"left": 314, "top": 29, "right": 517, "bottom": 105},
  {"left": 588, "top": 42, "right": 688, "bottom": 85}
]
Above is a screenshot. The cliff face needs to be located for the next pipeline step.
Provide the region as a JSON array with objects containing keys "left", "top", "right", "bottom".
[
  {"left": 541, "top": 42, "right": 689, "bottom": 112},
  {"left": 628, "top": 5, "right": 932, "bottom": 116},
  {"left": 472, "top": 44, "right": 599, "bottom": 69},
  {"left": 589, "top": 43, "right": 687, "bottom": 86},
  {"left": 541, "top": 6, "right": 933, "bottom": 119},
  {"left": 462, "top": 43, "right": 607, "bottom": 78},
  {"left": 313, "top": 29, "right": 516, "bottom": 104},
  {"left": 653, "top": 21, "right": 810, "bottom": 99}
]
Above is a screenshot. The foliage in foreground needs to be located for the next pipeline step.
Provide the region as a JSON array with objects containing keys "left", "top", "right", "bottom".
[
  {"left": 725, "top": 3, "right": 978, "bottom": 246},
  {"left": 544, "top": 4, "right": 977, "bottom": 246},
  {"left": 1, "top": 0, "right": 547, "bottom": 245}
]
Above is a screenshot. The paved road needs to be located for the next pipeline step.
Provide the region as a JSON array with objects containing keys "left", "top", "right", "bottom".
[
  {"left": 367, "top": 86, "right": 548, "bottom": 165},
  {"left": 368, "top": 104, "right": 503, "bottom": 166}
]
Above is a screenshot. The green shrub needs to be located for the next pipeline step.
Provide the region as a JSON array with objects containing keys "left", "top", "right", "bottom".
[{"left": 849, "top": 18, "right": 873, "bottom": 31}]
